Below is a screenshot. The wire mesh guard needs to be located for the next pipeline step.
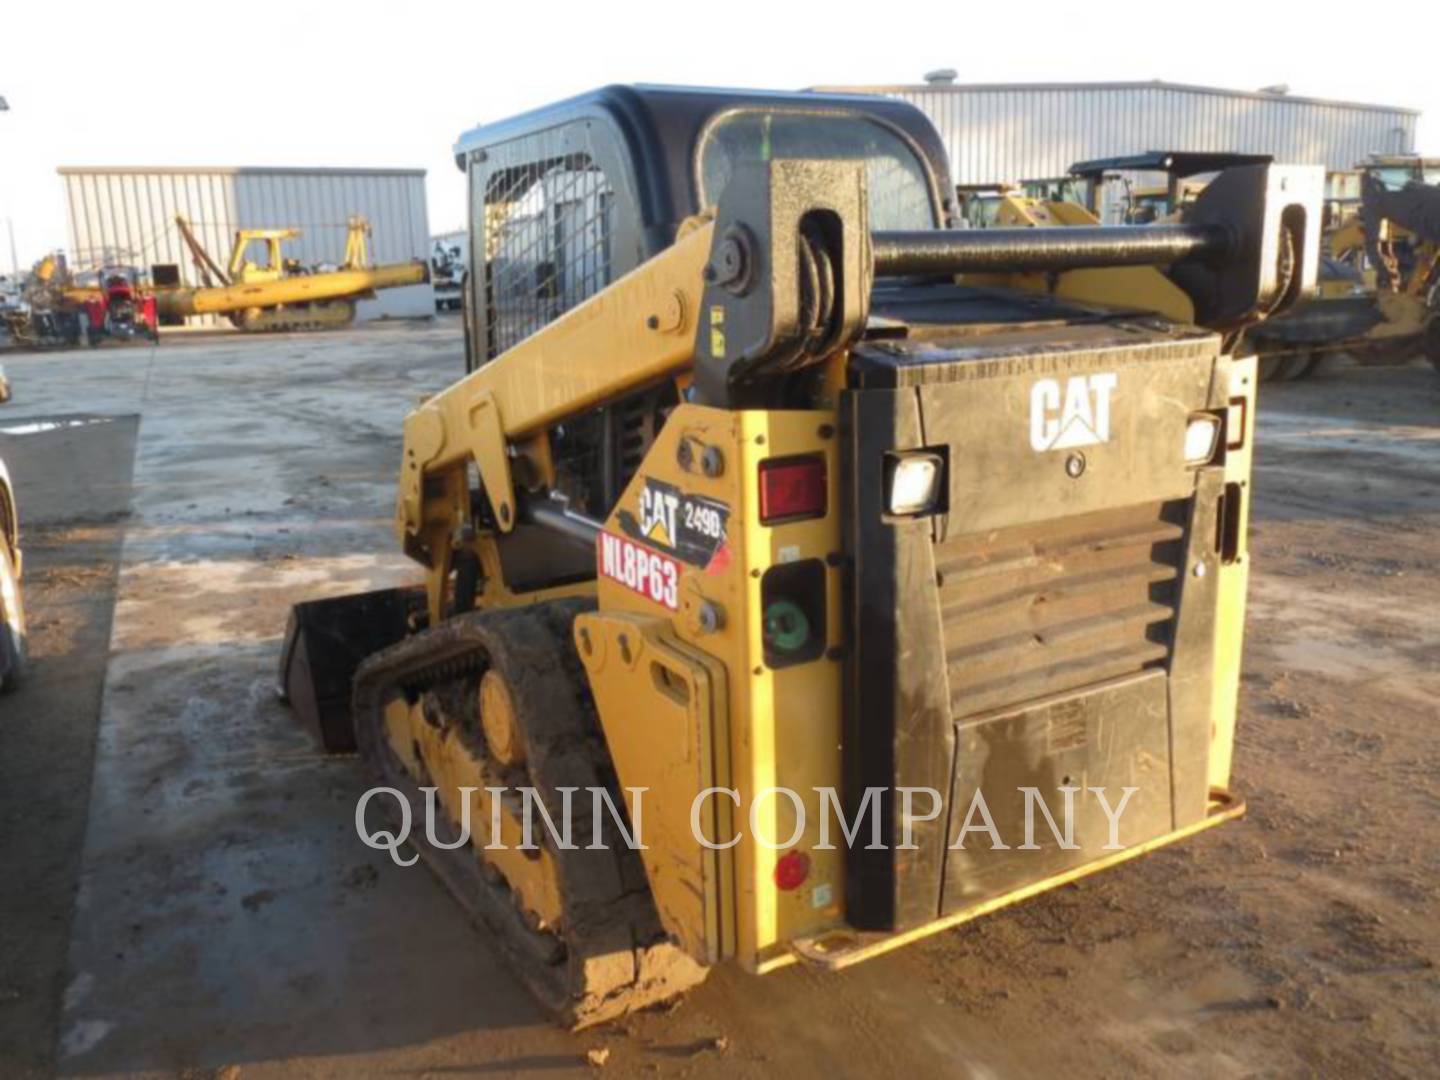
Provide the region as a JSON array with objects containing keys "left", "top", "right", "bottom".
[
  {"left": 476, "top": 111, "right": 940, "bottom": 360},
  {"left": 481, "top": 135, "right": 615, "bottom": 358}
]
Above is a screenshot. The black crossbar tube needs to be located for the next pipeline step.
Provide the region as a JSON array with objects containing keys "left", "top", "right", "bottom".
[{"left": 871, "top": 224, "right": 1232, "bottom": 276}]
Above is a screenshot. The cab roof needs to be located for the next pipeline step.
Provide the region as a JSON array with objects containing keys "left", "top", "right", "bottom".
[{"left": 452, "top": 84, "right": 954, "bottom": 228}]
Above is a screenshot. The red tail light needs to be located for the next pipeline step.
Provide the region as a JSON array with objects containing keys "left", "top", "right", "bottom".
[{"left": 759, "top": 456, "right": 826, "bottom": 524}]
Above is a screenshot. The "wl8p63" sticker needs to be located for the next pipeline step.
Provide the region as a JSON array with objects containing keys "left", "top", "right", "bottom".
[
  {"left": 598, "top": 532, "right": 679, "bottom": 610},
  {"left": 617, "top": 476, "right": 731, "bottom": 571}
]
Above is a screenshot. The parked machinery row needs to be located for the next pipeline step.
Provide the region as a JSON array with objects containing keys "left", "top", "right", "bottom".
[
  {"left": 987, "top": 152, "right": 1440, "bottom": 381},
  {"left": 1, "top": 214, "right": 429, "bottom": 348},
  {"left": 0, "top": 255, "right": 157, "bottom": 348}
]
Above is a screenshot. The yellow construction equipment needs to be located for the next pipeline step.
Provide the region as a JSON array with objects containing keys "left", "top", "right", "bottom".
[
  {"left": 278, "top": 86, "right": 1320, "bottom": 1028},
  {"left": 157, "top": 214, "right": 428, "bottom": 332},
  {"left": 1200, "top": 155, "right": 1440, "bottom": 378},
  {"left": 1323, "top": 158, "right": 1440, "bottom": 372},
  {"left": 1014, "top": 152, "right": 1440, "bottom": 379}
]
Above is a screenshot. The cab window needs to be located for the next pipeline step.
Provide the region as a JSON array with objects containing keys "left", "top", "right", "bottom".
[
  {"left": 698, "top": 111, "right": 938, "bottom": 231},
  {"left": 1372, "top": 166, "right": 1416, "bottom": 191}
]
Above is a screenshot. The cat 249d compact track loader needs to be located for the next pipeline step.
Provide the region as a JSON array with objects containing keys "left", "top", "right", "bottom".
[{"left": 280, "top": 86, "right": 1320, "bottom": 1027}]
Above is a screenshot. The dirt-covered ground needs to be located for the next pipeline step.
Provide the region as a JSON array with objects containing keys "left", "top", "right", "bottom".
[{"left": 0, "top": 325, "right": 1434, "bottom": 1078}]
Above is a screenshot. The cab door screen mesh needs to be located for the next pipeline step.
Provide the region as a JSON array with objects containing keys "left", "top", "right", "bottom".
[{"left": 480, "top": 143, "right": 614, "bottom": 358}]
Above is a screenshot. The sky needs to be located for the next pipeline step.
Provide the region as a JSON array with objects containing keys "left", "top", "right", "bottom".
[{"left": 1, "top": 0, "right": 1434, "bottom": 269}]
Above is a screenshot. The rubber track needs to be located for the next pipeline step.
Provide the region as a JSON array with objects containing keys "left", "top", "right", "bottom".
[{"left": 352, "top": 599, "right": 707, "bottom": 1028}]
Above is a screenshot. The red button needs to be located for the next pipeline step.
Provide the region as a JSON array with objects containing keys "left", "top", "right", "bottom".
[{"left": 773, "top": 850, "right": 811, "bottom": 891}]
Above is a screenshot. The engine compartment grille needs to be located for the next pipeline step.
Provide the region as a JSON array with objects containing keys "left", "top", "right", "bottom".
[{"left": 935, "top": 501, "right": 1186, "bottom": 718}]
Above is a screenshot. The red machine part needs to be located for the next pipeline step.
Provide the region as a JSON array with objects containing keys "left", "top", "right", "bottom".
[{"left": 82, "top": 296, "right": 107, "bottom": 331}]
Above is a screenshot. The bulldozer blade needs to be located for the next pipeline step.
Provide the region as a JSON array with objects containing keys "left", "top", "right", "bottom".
[{"left": 277, "top": 586, "right": 423, "bottom": 752}]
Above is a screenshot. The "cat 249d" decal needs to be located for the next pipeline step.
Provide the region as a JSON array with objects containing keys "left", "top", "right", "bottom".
[
  {"left": 618, "top": 476, "right": 731, "bottom": 570},
  {"left": 598, "top": 532, "right": 679, "bottom": 610}
]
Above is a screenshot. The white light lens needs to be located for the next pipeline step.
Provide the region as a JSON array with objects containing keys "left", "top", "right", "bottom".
[
  {"left": 1184, "top": 416, "right": 1221, "bottom": 464},
  {"left": 888, "top": 454, "right": 943, "bottom": 515}
]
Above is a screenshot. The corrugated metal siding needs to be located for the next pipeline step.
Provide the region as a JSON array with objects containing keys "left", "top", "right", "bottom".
[
  {"left": 816, "top": 83, "right": 1417, "bottom": 185},
  {"left": 59, "top": 167, "right": 433, "bottom": 326}
]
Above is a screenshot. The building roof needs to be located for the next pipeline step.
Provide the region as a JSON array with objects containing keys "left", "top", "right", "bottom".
[
  {"left": 809, "top": 79, "right": 1419, "bottom": 117},
  {"left": 57, "top": 165, "right": 426, "bottom": 177}
]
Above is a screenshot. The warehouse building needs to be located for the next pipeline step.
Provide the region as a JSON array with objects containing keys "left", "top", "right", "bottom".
[
  {"left": 814, "top": 77, "right": 1419, "bottom": 185},
  {"left": 57, "top": 165, "right": 434, "bottom": 324}
]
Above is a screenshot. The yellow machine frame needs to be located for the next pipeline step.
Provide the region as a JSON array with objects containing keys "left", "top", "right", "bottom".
[{"left": 391, "top": 199, "right": 1261, "bottom": 973}]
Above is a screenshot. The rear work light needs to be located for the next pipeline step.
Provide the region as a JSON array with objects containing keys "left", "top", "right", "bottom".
[
  {"left": 759, "top": 455, "right": 826, "bottom": 524},
  {"left": 1184, "top": 414, "right": 1223, "bottom": 466},
  {"left": 884, "top": 450, "right": 946, "bottom": 517}
]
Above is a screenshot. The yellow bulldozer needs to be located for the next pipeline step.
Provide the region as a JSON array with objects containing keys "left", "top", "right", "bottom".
[
  {"left": 278, "top": 86, "right": 1320, "bottom": 1027},
  {"left": 157, "top": 213, "right": 428, "bottom": 332}
]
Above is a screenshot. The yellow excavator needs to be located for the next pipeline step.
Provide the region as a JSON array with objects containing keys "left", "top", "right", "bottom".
[
  {"left": 157, "top": 214, "right": 428, "bottom": 332},
  {"left": 278, "top": 86, "right": 1319, "bottom": 1027}
]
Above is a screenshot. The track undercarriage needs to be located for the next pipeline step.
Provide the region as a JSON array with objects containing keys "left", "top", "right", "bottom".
[
  {"left": 351, "top": 600, "right": 707, "bottom": 1027},
  {"left": 231, "top": 300, "right": 357, "bottom": 334}
]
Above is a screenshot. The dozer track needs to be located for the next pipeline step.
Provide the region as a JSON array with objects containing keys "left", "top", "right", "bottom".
[
  {"left": 233, "top": 299, "right": 356, "bottom": 333},
  {"left": 352, "top": 599, "right": 707, "bottom": 1028}
]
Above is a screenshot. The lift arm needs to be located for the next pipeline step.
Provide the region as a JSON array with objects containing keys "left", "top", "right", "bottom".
[{"left": 396, "top": 217, "right": 715, "bottom": 556}]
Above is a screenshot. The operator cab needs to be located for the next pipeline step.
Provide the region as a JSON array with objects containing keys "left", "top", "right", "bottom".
[
  {"left": 453, "top": 85, "right": 955, "bottom": 370},
  {"left": 451, "top": 86, "right": 963, "bottom": 589}
]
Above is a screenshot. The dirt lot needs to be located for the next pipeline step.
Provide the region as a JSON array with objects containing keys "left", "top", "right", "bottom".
[{"left": 0, "top": 323, "right": 1435, "bottom": 1078}]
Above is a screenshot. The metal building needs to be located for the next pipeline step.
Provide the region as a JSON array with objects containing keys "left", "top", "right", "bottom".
[
  {"left": 57, "top": 165, "right": 434, "bottom": 324},
  {"left": 813, "top": 79, "right": 1419, "bottom": 185}
]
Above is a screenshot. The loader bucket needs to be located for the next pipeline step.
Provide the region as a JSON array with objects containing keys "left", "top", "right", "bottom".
[{"left": 277, "top": 586, "right": 423, "bottom": 752}]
